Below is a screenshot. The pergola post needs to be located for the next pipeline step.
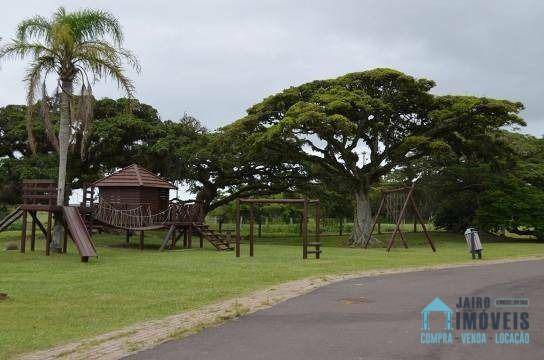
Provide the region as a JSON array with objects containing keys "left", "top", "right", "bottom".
[
  {"left": 315, "top": 201, "right": 321, "bottom": 259},
  {"left": 235, "top": 198, "right": 241, "bottom": 257},
  {"left": 249, "top": 203, "right": 254, "bottom": 257},
  {"left": 303, "top": 199, "right": 308, "bottom": 259}
]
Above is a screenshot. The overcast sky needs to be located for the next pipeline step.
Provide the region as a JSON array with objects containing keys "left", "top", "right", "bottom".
[{"left": 1, "top": 0, "right": 543, "bottom": 135}]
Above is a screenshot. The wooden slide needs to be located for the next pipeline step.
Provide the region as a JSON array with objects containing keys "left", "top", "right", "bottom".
[{"left": 62, "top": 206, "right": 98, "bottom": 262}]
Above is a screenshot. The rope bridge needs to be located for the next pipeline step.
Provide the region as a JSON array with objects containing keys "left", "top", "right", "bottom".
[{"left": 94, "top": 201, "right": 203, "bottom": 231}]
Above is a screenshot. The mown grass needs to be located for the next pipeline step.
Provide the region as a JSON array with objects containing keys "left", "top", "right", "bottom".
[{"left": 0, "top": 228, "right": 542, "bottom": 359}]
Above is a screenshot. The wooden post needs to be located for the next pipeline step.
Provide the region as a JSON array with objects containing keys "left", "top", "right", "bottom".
[
  {"left": 386, "top": 187, "right": 414, "bottom": 252},
  {"left": 314, "top": 205, "right": 321, "bottom": 259},
  {"left": 170, "top": 228, "right": 177, "bottom": 249},
  {"left": 398, "top": 225, "right": 409, "bottom": 249},
  {"left": 413, "top": 219, "right": 417, "bottom": 233},
  {"left": 125, "top": 230, "right": 131, "bottom": 246},
  {"left": 139, "top": 230, "right": 144, "bottom": 251},
  {"left": 46, "top": 210, "right": 52, "bottom": 256},
  {"left": 235, "top": 199, "right": 241, "bottom": 257},
  {"left": 363, "top": 195, "right": 385, "bottom": 249},
  {"left": 188, "top": 224, "right": 192, "bottom": 248},
  {"left": 20, "top": 210, "right": 27, "bottom": 253},
  {"left": 30, "top": 211, "right": 36, "bottom": 251},
  {"left": 183, "top": 228, "right": 188, "bottom": 248},
  {"left": 249, "top": 203, "right": 254, "bottom": 257},
  {"left": 257, "top": 206, "right": 262, "bottom": 238},
  {"left": 199, "top": 231, "right": 203, "bottom": 248},
  {"left": 410, "top": 196, "right": 436, "bottom": 252},
  {"left": 303, "top": 199, "right": 308, "bottom": 259},
  {"left": 62, "top": 223, "right": 68, "bottom": 253}
]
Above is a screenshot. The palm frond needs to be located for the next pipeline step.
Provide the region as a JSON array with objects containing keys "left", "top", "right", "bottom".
[
  {"left": 0, "top": 41, "right": 54, "bottom": 62},
  {"left": 41, "top": 81, "right": 60, "bottom": 151},
  {"left": 78, "top": 52, "right": 136, "bottom": 97},
  {"left": 16, "top": 15, "right": 52, "bottom": 42},
  {"left": 24, "top": 57, "right": 56, "bottom": 154},
  {"left": 60, "top": 8, "right": 124, "bottom": 45},
  {"left": 79, "top": 84, "right": 94, "bottom": 159}
]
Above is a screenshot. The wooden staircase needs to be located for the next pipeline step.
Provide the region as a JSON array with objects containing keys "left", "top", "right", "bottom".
[
  {"left": 194, "top": 224, "right": 233, "bottom": 251},
  {"left": 0, "top": 205, "right": 23, "bottom": 232}
]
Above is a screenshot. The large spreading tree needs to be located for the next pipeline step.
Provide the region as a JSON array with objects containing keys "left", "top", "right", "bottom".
[
  {"left": 237, "top": 68, "right": 525, "bottom": 245},
  {"left": 0, "top": 7, "right": 139, "bottom": 249}
]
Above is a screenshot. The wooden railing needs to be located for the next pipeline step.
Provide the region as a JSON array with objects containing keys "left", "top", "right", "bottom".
[
  {"left": 22, "top": 179, "right": 57, "bottom": 210},
  {"left": 93, "top": 200, "right": 204, "bottom": 230}
]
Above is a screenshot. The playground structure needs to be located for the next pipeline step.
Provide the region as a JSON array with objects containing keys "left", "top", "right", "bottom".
[
  {"left": 0, "top": 165, "right": 232, "bottom": 262},
  {"left": 364, "top": 184, "right": 436, "bottom": 252},
  {"left": 235, "top": 198, "right": 322, "bottom": 259},
  {"left": 13, "top": 179, "right": 97, "bottom": 262},
  {"left": 82, "top": 164, "right": 232, "bottom": 251}
]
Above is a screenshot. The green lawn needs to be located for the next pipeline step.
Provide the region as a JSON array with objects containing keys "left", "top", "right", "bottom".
[{"left": 0, "top": 228, "right": 542, "bottom": 359}]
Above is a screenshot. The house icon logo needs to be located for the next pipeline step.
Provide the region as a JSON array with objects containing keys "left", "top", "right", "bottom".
[{"left": 421, "top": 297, "right": 453, "bottom": 330}]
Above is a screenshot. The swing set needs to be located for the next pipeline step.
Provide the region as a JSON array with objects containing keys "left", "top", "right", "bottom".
[{"left": 363, "top": 184, "right": 436, "bottom": 252}]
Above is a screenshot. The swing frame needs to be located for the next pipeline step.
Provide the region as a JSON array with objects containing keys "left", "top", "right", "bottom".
[
  {"left": 235, "top": 198, "right": 321, "bottom": 259},
  {"left": 363, "top": 184, "right": 436, "bottom": 252}
]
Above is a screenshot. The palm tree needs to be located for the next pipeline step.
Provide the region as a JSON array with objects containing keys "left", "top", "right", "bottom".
[{"left": 0, "top": 7, "right": 140, "bottom": 248}]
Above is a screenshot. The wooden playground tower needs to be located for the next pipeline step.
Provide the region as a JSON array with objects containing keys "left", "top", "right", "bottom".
[
  {"left": 364, "top": 184, "right": 436, "bottom": 252},
  {"left": 18, "top": 180, "right": 97, "bottom": 262},
  {"left": 235, "top": 198, "right": 322, "bottom": 259}
]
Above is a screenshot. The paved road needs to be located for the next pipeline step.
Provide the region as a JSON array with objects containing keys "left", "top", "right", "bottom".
[{"left": 128, "top": 260, "right": 543, "bottom": 360}]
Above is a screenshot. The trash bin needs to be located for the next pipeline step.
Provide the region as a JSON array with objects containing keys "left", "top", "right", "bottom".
[{"left": 464, "top": 228, "right": 483, "bottom": 259}]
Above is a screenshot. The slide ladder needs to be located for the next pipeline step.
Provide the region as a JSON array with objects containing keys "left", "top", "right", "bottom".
[
  {"left": 0, "top": 205, "right": 23, "bottom": 232},
  {"left": 194, "top": 224, "right": 233, "bottom": 251},
  {"left": 62, "top": 206, "right": 98, "bottom": 262}
]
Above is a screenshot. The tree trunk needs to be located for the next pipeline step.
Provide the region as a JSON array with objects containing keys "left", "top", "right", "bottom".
[
  {"left": 349, "top": 189, "right": 373, "bottom": 247},
  {"left": 52, "top": 79, "right": 73, "bottom": 251}
]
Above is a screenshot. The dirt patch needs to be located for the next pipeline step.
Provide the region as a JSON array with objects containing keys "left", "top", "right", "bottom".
[{"left": 18, "top": 256, "right": 544, "bottom": 360}]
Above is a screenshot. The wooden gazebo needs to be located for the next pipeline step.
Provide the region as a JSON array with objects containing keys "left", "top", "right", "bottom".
[{"left": 91, "top": 164, "right": 175, "bottom": 214}]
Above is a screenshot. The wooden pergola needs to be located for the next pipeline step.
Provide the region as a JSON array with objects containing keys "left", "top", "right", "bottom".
[{"left": 235, "top": 198, "right": 322, "bottom": 259}]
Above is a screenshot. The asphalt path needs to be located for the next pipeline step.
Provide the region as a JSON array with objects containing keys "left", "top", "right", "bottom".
[{"left": 127, "top": 260, "right": 543, "bottom": 360}]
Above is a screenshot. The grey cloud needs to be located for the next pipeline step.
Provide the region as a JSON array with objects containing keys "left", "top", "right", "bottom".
[{"left": 1, "top": 0, "right": 543, "bottom": 134}]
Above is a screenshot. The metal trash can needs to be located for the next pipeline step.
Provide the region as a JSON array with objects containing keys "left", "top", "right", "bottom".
[{"left": 464, "top": 228, "right": 483, "bottom": 259}]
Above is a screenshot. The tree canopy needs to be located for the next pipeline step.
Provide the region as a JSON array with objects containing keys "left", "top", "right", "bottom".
[{"left": 235, "top": 68, "right": 525, "bottom": 244}]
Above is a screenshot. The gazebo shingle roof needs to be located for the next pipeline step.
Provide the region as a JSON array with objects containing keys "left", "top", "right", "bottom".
[{"left": 92, "top": 164, "right": 175, "bottom": 189}]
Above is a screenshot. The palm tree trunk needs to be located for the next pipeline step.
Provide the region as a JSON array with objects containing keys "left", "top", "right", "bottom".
[{"left": 51, "top": 79, "right": 73, "bottom": 250}]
